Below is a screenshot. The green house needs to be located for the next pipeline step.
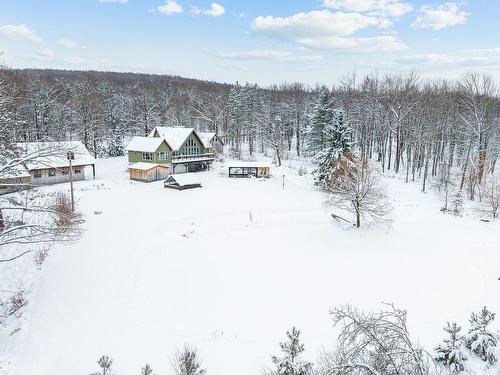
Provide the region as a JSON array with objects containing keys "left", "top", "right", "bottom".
[{"left": 127, "top": 127, "right": 215, "bottom": 174}]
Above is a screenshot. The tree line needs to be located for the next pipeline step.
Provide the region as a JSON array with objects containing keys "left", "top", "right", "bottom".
[{"left": 1, "top": 67, "right": 499, "bottom": 214}]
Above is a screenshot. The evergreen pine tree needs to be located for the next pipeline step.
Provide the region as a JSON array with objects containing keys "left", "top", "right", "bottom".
[
  {"left": 313, "top": 108, "right": 353, "bottom": 187},
  {"left": 107, "top": 125, "right": 125, "bottom": 157},
  {"left": 435, "top": 322, "right": 467, "bottom": 373},
  {"left": 451, "top": 190, "right": 464, "bottom": 215},
  {"left": 465, "top": 307, "right": 498, "bottom": 365},
  {"left": 306, "top": 87, "right": 334, "bottom": 156},
  {"left": 89, "top": 355, "right": 113, "bottom": 375},
  {"left": 271, "top": 327, "right": 312, "bottom": 375}
]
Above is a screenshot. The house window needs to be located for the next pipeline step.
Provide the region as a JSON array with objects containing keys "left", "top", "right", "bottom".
[
  {"left": 184, "top": 138, "right": 199, "bottom": 155},
  {"left": 33, "top": 172, "right": 42, "bottom": 179},
  {"left": 48, "top": 170, "right": 56, "bottom": 177},
  {"left": 158, "top": 152, "right": 167, "bottom": 161},
  {"left": 74, "top": 169, "right": 81, "bottom": 174},
  {"left": 62, "top": 170, "right": 69, "bottom": 175},
  {"left": 142, "top": 152, "right": 152, "bottom": 160}
]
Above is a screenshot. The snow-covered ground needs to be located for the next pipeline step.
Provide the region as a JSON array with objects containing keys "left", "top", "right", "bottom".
[{"left": 3, "top": 156, "right": 500, "bottom": 375}]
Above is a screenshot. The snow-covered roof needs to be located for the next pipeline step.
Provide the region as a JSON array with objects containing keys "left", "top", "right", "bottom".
[
  {"left": 15, "top": 141, "right": 95, "bottom": 170},
  {"left": 127, "top": 137, "right": 166, "bottom": 153},
  {"left": 228, "top": 161, "right": 272, "bottom": 168},
  {"left": 150, "top": 127, "right": 195, "bottom": 151},
  {"left": 1, "top": 164, "right": 31, "bottom": 179},
  {"left": 165, "top": 174, "right": 201, "bottom": 186},
  {"left": 129, "top": 162, "right": 169, "bottom": 171},
  {"left": 197, "top": 132, "right": 216, "bottom": 149}
]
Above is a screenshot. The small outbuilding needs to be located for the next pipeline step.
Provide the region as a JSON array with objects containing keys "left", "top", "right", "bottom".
[
  {"left": 228, "top": 162, "right": 271, "bottom": 178},
  {"left": 16, "top": 141, "right": 96, "bottom": 185},
  {"left": 129, "top": 162, "right": 170, "bottom": 182},
  {"left": 164, "top": 174, "right": 202, "bottom": 190},
  {"left": 0, "top": 166, "right": 32, "bottom": 195}
]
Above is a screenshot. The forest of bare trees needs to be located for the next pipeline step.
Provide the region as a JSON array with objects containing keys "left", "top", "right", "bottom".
[{"left": 1, "top": 67, "right": 499, "bottom": 204}]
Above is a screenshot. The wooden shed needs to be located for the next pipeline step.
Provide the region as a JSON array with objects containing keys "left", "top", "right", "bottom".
[
  {"left": 228, "top": 162, "right": 271, "bottom": 178},
  {"left": 0, "top": 167, "right": 32, "bottom": 195},
  {"left": 129, "top": 162, "right": 170, "bottom": 182},
  {"left": 164, "top": 174, "right": 202, "bottom": 190}
]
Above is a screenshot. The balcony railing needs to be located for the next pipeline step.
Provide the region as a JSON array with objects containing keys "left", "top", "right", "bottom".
[{"left": 171, "top": 153, "right": 215, "bottom": 163}]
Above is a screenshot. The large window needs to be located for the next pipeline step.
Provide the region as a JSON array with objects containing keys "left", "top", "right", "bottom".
[
  {"left": 142, "top": 152, "right": 152, "bottom": 160},
  {"left": 184, "top": 138, "right": 199, "bottom": 156},
  {"left": 48, "top": 170, "right": 56, "bottom": 177},
  {"left": 33, "top": 172, "right": 42, "bottom": 179},
  {"left": 158, "top": 152, "right": 167, "bottom": 161}
]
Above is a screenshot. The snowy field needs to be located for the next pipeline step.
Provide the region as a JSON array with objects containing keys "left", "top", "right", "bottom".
[{"left": 4, "top": 156, "right": 500, "bottom": 375}]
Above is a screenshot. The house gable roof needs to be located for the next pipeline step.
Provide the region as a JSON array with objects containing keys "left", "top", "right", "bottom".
[
  {"left": 15, "top": 141, "right": 95, "bottom": 171},
  {"left": 149, "top": 126, "right": 206, "bottom": 152},
  {"left": 165, "top": 174, "right": 201, "bottom": 186},
  {"left": 127, "top": 137, "right": 169, "bottom": 153}
]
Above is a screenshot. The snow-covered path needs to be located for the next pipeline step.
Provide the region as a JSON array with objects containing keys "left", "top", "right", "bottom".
[{"left": 11, "top": 157, "right": 500, "bottom": 375}]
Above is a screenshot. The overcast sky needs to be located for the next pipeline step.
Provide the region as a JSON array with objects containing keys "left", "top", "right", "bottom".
[{"left": 0, "top": 0, "right": 499, "bottom": 85}]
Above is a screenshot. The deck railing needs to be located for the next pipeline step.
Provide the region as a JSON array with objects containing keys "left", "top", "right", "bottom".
[{"left": 171, "top": 153, "right": 215, "bottom": 162}]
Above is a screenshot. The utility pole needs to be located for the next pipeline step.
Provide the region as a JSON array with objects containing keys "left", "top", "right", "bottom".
[{"left": 67, "top": 151, "right": 75, "bottom": 212}]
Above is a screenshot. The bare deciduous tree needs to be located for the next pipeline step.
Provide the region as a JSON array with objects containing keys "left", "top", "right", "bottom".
[
  {"left": 485, "top": 175, "right": 500, "bottom": 219},
  {"left": 318, "top": 303, "right": 433, "bottom": 375},
  {"left": 326, "top": 155, "right": 391, "bottom": 227}
]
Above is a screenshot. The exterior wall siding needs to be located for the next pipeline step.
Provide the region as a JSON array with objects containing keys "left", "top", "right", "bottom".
[
  {"left": 128, "top": 141, "right": 172, "bottom": 165},
  {"left": 30, "top": 167, "right": 86, "bottom": 185},
  {"left": 0, "top": 176, "right": 31, "bottom": 195},
  {"left": 130, "top": 165, "right": 169, "bottom": 182}
]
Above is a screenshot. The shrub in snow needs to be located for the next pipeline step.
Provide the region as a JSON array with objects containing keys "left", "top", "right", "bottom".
[
  {"left": 34, "top": 246, "right": 50, "bottom": 267},
  {"left": 451, "top": 191, "right": 464, "bottom": 216},
  {"left": 89, "top": 355, "right": 113, "bottom": 375},
  {"left": 141, "top": 364, "right": 154, "bottom": 375},
  {"left": 8, "top": 291, "right": 27, "bottom": 315},
  {"left": 465, "top": 307, "right": 498, "bottom": 365},
  {"left": 434, "top": 322, "right": 467, "bottom": 373},
  {"left": 271, "top": 327, "right": 313, "bottom": 375},
  {"left": 172, "top": 345, "right": 206, "bottom": 375}
]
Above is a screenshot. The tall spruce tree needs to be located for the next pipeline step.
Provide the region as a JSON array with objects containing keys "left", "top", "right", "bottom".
[
  {"left": 435, "top": 322, "right": 468, "bottom": 373},
  {"left": 313, "top": 108, "right": 353, "bottom": 187},
  {"left": 465, "top": 307, "right": 498, "bottom": 365},
  {"left": 306, "top": 87, "right": 334, "bottom": 156}
]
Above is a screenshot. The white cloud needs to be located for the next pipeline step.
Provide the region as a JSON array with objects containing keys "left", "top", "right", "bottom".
[
  {"left": 66, "top": 56, "right": 86, "bottom": 65},
  {"left": 57, "top": 38, "right": 80, "bottom": 49},
  {"left": 192, "top": 3, "right": 225, "bottom": 17},
  {"left": 396, "top": 48, "right": 500, "bottom": 67},
  {"left": 218, "top": 49, "right": 323, "bottom": 64},
  {"left": 157, "top": 0, "right": 183, "bottom": 15},
  {"left": 323, "top": 0, "right": 413, "bottom": 17},
  {"left": 218, "top": 50, "right": 291, "bottom": 60},
  {"left": 0, "top": 24, "right": 42, "bottom": 43},
  {"left": 251, "top": 10, "right": 405, "bottom": 52},
  {"left": 294, "top": 35, "right": 406, "bottom": 51},
  {"left": 98, "top": 0, "right": 128, "bottom": 3},
  {"left": 252, "top": 10, "right": 387, "bottom": 38},
  {"left": 36, "top": 48, "right": 55, "bottom": 59},
  {"left": 411, "top": 2, "right": 468, "bottom": 30}
]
